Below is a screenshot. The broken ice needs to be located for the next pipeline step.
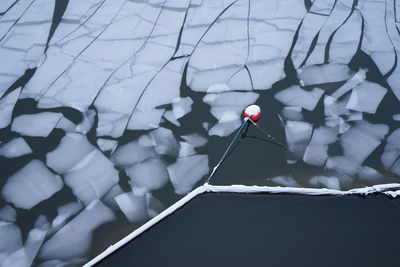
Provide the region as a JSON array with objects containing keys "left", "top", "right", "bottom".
[{"left": 2, "top": 160, "right": 63, "bottom": 209}]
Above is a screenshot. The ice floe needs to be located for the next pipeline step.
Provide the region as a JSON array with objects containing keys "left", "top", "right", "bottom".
[
  {"left": 0, "top": 87, "right": 20, "bottom": 129},
  {"left": 0, "top": 137, "right": 32, "bottom": 158},
  {"left": 181, "top": 133, "right": 208, "bottom": 148},
  {"left": 64, "top": 150, "right": 119, "bottom": 206},
  {"left": 39, "top": 200, "right": 115, "bottom": 260},
  {"left": 309, "top": 176, "right": 340, "bottom": 190},
  {"left": 298, "top": 64, "right": 353, "bottom": 86},
  {"left": 52, "top": 201, "right": 83, "bottom": 229},
  {"left": 114, "top": 192, "right": 148, "bottom": 223},
  {"left": 111, "top": 140, "right": 157, "bottom": 168},
  {"left": 126, "top": 158, "right": 169, "bottom": 195},
  {"left": 11, "top": 112, "right": 62, "bottom": 137},
  {"left": 346, "top": 81, "right": 387, "bottom": 114},
  {"left": 275, "top": 86, "right": 324, "bottom": 111},
  {"left": 0, "top": 222, "right": 22, "bottom": 256},
  {"left": 167, "top": 154, "right": 209, "bottom": 194},
  {"left": 46, "top": 133, "right": 95, "bottom": 174},
  {"left": 2, "top": 160, "right": 63, "bottom": 209},
  {"left": 0, "top": 205, "right": 16, "bottom": 222}
]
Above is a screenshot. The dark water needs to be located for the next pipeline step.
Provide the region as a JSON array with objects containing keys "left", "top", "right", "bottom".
[{"left": 98, "top": 193, "right": 400, "bottom": 267}]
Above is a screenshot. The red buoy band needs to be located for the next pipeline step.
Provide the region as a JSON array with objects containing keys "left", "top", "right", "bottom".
[{"left": 244, "top": 104, "right": 261, "bottom": 122}]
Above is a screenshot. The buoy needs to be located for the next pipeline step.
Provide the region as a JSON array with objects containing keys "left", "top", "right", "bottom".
[{"left": 244, "top": 104, "right": 261, "bottom": 122}]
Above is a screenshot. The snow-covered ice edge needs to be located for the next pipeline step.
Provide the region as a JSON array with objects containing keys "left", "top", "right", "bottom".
[{"left": 84, "top": 183, "right": 400, "bottom": 266}]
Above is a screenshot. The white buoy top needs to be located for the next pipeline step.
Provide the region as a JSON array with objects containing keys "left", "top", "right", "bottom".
[{"left": 244, "top": 104, "right": 261, "bottom": 122}]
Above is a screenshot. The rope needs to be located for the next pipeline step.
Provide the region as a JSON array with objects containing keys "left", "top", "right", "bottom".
[
  {"left": 248, "top": 118, "right": 303, "bottom": 159},
  {"left": 205, "top": 118, "right": 249, "bottom": 184}
]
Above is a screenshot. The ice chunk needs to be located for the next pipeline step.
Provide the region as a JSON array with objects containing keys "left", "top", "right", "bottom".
[
  {"left": 331, "top": 69, "right": 367, "bottom": 99},
  {"left": 393, "top": 114, "right": 400, "bottom": 121},
  {"left": 303, "top": 127, "right": 337, "bottom": 166},
  {"left": 270, "top": 176, "right": 300, "bottom": 187},
  {"left": 275, "top": 86, "right": 324, "bottom": 111},
  {"left": 0, "top": 137, "right": 32, "bottom": 158},
  {"left": 203, "top": 92, "right": 259, "bottom": 114},
  {"left": 0, "top": 88, "right": 21, "bottom": 129},
  {"left": 179, "top": 142, "right": 196, "bottom": 157},
  {"left": 2, "top": 160, "right": 63, "bottom": 209},
  {"left": 75, "top": 109, "right": 95, "bottom": 134},
  {"left": 309, "top": 176, "right": 340, "bottom": 190},
  {"left": 114, "top": 192, "right": 148, "bottom": 223},
  {"left": 150, "top": 127, "right": 179, "bottom": 157},
  {"left": 97, "top": 139, "right": 118, "bottom": 154},
  {"left": 39, "top": 200, "right": 115, "bottom": 260},
  {"left": 0, "top": 222, "right": 22, "bottom": 255},
  {"left": 329, "top": 121, "right": 389, "bottom": 175},
  {"left": 358, "top": 166, "right": 383, "bottom": 183},
  {"left": 170, "top": 97, "right": 193, "bottom": 120},
  {"left": 52, "top": 202, "right": 83, "bottom": 229},
  {"left": 381, "top": 129, "right": 400, "bottom": 172},
  {"left": 46, "top": 133, "right": 94, "bottom": 174},
  {"left": 167, "top": 154, "right": 209, "bottom": 195},
  {"left": 298, "top": 64, "right": 353, "bottom": 85},
  {"left": 329, "top": 10, "right": 362, "bottom": 64},
  {"left": 146, "top": 194, "right": 164, "bottom": 218},
  {"left": 64, "top": 150, "right": 119, "bottom": 206},
  {"left": 281, "top": 107, "right": 303, "bottom": 121},
  {"left": 181, "top": 133, "right": 208, "bottom": 148},
  {"left": 163, "top": 97, "right": 193, "bottom": 126},
  {"left": 111, "top": 140, "right": 157, "bottom": 168},
  {"left": 285, "top": 121, "right": 313, "bottom": 156},
  {"left": 127, "top": 108, "right": 165, "bottom": 130},
  {"left": 2, "top": 228, "right": 47, "bottom": 267},
  {"left": 0, "top": 205, "right": 16, "bottom": 222},
  {"left": 34, "top": 215, "right": 50, "bottom": 231},
  {"left": 55, "top": 116, "right": 76, "bottom": 132},
  {"left": 126, "top": 158, "right": 169, "bottom": 195},
  {"left": 346, "top": 81, "right": 387, "bottom": 113},
  {"left": 11, "top": 112, "right": 62, "bottom": 137},
  {"left": 359, "top": 0, "right": 395, "bottom": 75},
  {"left": 340, "top": 124, "right": 384, "bottom": 166},
  {"left": 207, "top": 84, "right": 231, "bottom": 93},
  {"left": 209, "top": 117, "right": 242, "bottom": 137},
  {"left": 102, "top": 185, "right": 123, "bottom": 210}
]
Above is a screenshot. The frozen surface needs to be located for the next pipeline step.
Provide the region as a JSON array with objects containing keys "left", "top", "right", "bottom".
[
  {"left": 0, "top": 0, "right": 399, "bottom": 264},
  {"left": 2, "top": 160, "right": 63, "bottom": 209},
  {"left": 0, "top": 137, "right": 32, "bottom": 158}
]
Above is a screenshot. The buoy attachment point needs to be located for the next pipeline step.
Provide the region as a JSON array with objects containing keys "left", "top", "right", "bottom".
[{"left": 244, "top": 104, "right": 261, "bottom": 122}]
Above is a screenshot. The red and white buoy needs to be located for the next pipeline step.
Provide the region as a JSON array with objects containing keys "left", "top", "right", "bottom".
[{"left": 244, "top": 104, "right": 261, "bottom": 122}]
